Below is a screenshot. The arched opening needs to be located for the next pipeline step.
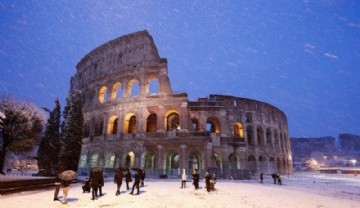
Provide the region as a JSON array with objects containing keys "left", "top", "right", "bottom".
[
  {"left": 276, "top": 157, "right": 282, "bottom": 172},
  {"left": 149, "top": 79, "right": 159, "bottom": 95},
  {"left": 191, "top": 118, "right": 200, "bottom": 131},
  {"left": 111, "top": 82, "right": 122, "bottom": 101},
  {"left": 257, "top": 126, "right": 264, "bottom": 146},
  {"left": 141, "top": 152, "right": 155, "bottom": 170},
  {"left": 146, "top": 113, "right": 157, "bottom": 132},
  {"left": 124, "top": 113, "right": 137, "bottom": 134},
  {"left": 266, "top": 128, "right": 272, "bottom": 145},
  {"left": 79, "top": 154, "right": 88, "bottom": 168},
  {"left": 98, "top": 86, "right": 108, "bottom": 104},
  {"left": 166, "top": 152, "right": 180, "bottom": 174},
  {"left": 104, "top": 152, "right": 116, "bottom": 168},
  {"left": 247, "top": 155, "right": 256, "bottom": 172},
  {"left": 259, "top": 155, "right": 267, "bottom": 173},
  {"left": 245, "top": 112, "right": 252, "bottom": 123},
  {"left": 130, "top": 80, "right": 140, "bottom": 97},
  {"left": 166, "top": 112, "right": 180, "bottom": 131},
  {"left": 188, "top": 152, "right": 201, "bottom": 171},
  {"left": 83, "top": 121, "right": 91, "bottom": 138},
  {"left": 107, "top": 115, "right": 118, "bottom": 135},
  {"left": 234, "top": 122, "right": 244, "bottom": 138},
  {"left": 274, "top": 131, "right": 280, "bottom": 147},
  {"left": 94, "top": 118, "right": 103, "bottom": 136},
  {"left": 206, "top": 117, "right": 220, "bottom": 134},
  {"left": 213, "top": 153, "right": 223, "bottom": 175},
  {"left": 269, "top": 157, "right": 276, "bottom": 173},
  {"left": 126, "top": 151, "right": 135, "bottom": 169},
  {"left": 247, "top": 126, "right": 254, "bottom": 146},
  {"left": 90, "top": 153, "right": 99, "bottom": 168},
  {"left": 229, "top": 153, "right": 240, "bottom": 169}
]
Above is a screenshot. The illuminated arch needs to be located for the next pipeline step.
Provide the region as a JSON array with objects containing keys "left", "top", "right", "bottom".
[
  {"left": 165, "top": 110, "right": 180, "bottom": 131},
  {"left": 146, "top": 113, "right": 157, "bottom": 132},
  {"left": 107, "top": 115, "right": 118, "bottom": 135},
  {"left": 104, "top": 152, "right": 116, "bottom": 168},
  {"left": 206, "top": 116, "right": 220, "bottom": 134},
  {"left": 188, "top": 152, "right": 202, "bottom": 170},
  {"left": 234, "top": 122, "right": 244, "bottom": 138},
  {"left": 111, "top": 82, "right": 122, "bottom": 100},
  {"left": 124, "top": 113, "right": 137, "bottom": 134},
  {"left": 98, "top": 86, "right": 108, "bottom": 103}
]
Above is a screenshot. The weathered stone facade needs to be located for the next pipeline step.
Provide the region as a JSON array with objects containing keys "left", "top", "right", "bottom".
[{"left": 71, "top": 31, "right": 292, "bottom": 178}]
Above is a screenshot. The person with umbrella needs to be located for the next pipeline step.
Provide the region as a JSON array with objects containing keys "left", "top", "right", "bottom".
[
  {"left": 58, "top": 170, "right": 77, "bottom": 204},
  {"left": 114, "top": 168, "right": 123, "bottom": 195}
]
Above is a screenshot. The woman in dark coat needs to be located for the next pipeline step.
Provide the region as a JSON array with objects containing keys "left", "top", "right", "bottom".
[
  {"left": 114, "top": 168, "right": 123, "bottom": 195},
  {"left": 125, "top": 169, "right": 132, "bottom": 190}
]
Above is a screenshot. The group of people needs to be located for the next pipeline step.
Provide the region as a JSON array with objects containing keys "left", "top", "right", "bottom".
[
  {"left": 259, "top": 172, "right": 282, "bottom": 185},
  {"left": 181, "top": 169, "right": 216, "bottom": 192},
  {"left": 114, "top": 168, "right": 145, "bottom": 196}
]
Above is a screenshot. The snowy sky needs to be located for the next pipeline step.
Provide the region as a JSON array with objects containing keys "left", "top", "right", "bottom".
[{"left": 0, "top": 1, "right": 359, "bottom": 138}]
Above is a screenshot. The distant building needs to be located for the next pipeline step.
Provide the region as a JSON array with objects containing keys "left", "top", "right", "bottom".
[{"left": 71, "top": 31, "right": 292, "bottom": 178}]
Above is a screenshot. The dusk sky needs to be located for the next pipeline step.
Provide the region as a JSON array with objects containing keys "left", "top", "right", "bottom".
[{"left": 0, "top": 1, "right": 359, "bottom": 138}]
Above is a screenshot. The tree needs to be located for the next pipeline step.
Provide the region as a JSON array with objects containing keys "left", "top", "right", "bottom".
[
  {"left": 37, "top": 99, "right": 61, "bottom": 176},
  {"left": 0, "top": 96, "right": 45, "bottom": 174},
  {"left": 59, "top": 90, "right": 84, "bottom": 172}
]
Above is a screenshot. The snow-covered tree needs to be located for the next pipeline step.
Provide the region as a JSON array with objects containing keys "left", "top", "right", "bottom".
[
  {"left": 37, "top": 99, "right": 61, "bottom": 176},
  {"left": 59, "top": 90, "right": 84, "bottom": 172},
  {"left": 0, "top": 96, "right": 46, "bottom": 174}
]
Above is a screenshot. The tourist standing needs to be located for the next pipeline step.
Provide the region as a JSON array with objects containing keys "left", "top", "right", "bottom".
[
  {"left": 90, "top": 167, "right": 100, "bottom": 200},
  {"left": 114, "top": 168, "right": 123, "bottom": 195},
  {"left": 205, "top": 171, "right": 212, "bottom": 192},
  {"left": 260, "top": 172, "right": 264, "bottom": 184},
  {"left": 180, "top": 169, "right": 187, "bottom": 188},
  {"left": 130, "top": 169, "right": 141, "bottom": 195},
  {"left": 192, "top": 169, "right": 200, "bottom": 190},
  {"left": 140, "top": 169, "right": 146, "bottom": 187}
]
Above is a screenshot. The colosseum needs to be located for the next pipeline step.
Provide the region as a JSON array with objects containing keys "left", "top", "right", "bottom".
[{"left": 72, "top": 30, "right": 292, "bottom": 179}]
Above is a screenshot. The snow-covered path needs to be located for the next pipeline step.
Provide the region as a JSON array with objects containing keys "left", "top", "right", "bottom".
[{"left": 0, "top": 174, "right": 359, "bottom": 208}]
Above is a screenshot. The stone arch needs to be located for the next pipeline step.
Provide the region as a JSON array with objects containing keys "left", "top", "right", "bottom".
[
  {"left": 124, "top": 113, "right": 137, "bottom": 134},
  {"left": 148, "top": 78, "right": 159, "bottom": 95},
  {"left": 104, "top": 152, "right": 116, "bottom": 168},
  {"left": 229, "top": 153, "right": 240, "bottom": 169},
  {"left": 123, "top": 151, "right": 135, "bottom": 169},
  {"left": 259, "top": 155, "right": 267, "bottom": 173},
  {"left": 257, "top": 126, "right": 265, "bottom": 146},
  {"left": 165, "top": 151, "right": 180, "bottom": 171},
  {"left": 247, "top": 155, "right": 256, "bottom": 172},
  {"left": 245, "top": 112, "right": 253, "bottom": 123},
  {"left": 165, "top": 110, "right": 180, "bottom": 131},
  {"left": 93, "top": 117, "right": 104, "bottom": 137},
  {"left": 141, "top": 151, "right": 155, "bottom": 170},
  {"left": 246, "top": 125, "right": 254, "bottom": 146},
  {"left": 129, "top": 79, "right": 140, "bottom": 97},
  {"left": 191, "top": 117, "right": 200, "bottom": 131},
  {"left": 107, "top": 115, "right": 118, "bottom": 135},
  {"left": 146, "top": 113, "right": 157, "bottom": 132},
  {"left": 83, "top": 120, "right": 91, "bottom": 138},
  {"left": 274, "top": 130, "right": 279, "bottom": 147},
  {"left": 234, "top": 122, "right": 244, "bottom": 138},
  {"left": 206, "top": 116, "right": 220, "bottom": 134},
  {"left": 90, "top": 152, "right": 99, "bottom": 168},
  {"left": 79, "top": 154, "right": 88, "bottom": 168},
  {"left": 213, "top": 153, "right": 223, "bottom": 175},
  {"left": 269, "top": 157, "right": 276, "bottom": 173},
  {"left": 266, "top": 128, "right": 272, "bottom": 145},
  {"left": 110, "top": 82, "right": 122, "bottom": 100},
  {"left": 98, "top": 86, "right": 108, "bottom": 104},
  {"left": 188, "top": 152, "right": 202, "bottom": 171}
]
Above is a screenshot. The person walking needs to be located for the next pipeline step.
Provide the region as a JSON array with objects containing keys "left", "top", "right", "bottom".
[
  {"left": 53, "top": 178, "right": 61, "bottom": 201},
  {"left": 277, "top": 173, "right": 282, "bottom": 185},
  {"left": 271, "top": 173, "right": 276, "bottom": 184},
  {"left": 205, "top": 171, "right": 212, "bottom": 192},
  {"left": 180, "top": 169, "right": 187, "bottom": 188},
  {"left": 130, "top": 169, "right": 141, "bottom": 195},
  {"left": 114, "top": 168, "right": 123, "bottom": 195},
  {"left": 98, "top": 168, "right": 104, "bottom": 196},
  {"left": 260, "top": 172, "right": 264, "bottom": 184},
  {"left": 192, "top": 169, "right": 200, "bottom": 190},
  {"left": 125, "top": 169, "right": 132, "bottom": 190},
  {"left": 140, "top": 169, "right": 146, "bottom": 187},
  {"left": 90, "top": 167, "right": 100, "bottom": 200},
  {"left": 61, "top": 179, "right": 71, "bottom": 204}
]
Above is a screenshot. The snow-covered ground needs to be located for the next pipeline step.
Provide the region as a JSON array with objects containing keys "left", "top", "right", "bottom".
[{"left": 0, "top": 172, "right": 359, "bottom": 208}]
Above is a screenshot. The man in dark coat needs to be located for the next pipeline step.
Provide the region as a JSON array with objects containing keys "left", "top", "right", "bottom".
[
  {"left": 271, "top": 173, "right": 276, "bottom": 184},
  {"left": 114, "top": 168, "right": 123, "bottom": 195},
  {"left": 98, "top": 169, "right": 104, "bottom": 196},
  {"left": 130, "top": 169, "right": 141, "bottom": 195},
  {"left": 140, "top": 169, "right": 145, "bottom": 187},
  {"left": 125, "top": 169, "right": 132, "bottom": 190},
  {"left": 90, "top": 167, "right": 100, "bottom": 200},
  {"left": 192, "top": 169, "right": 200, "bottom": 190},
  {"left": 205, "top": 171, "right": 212, "bottom": 192}
]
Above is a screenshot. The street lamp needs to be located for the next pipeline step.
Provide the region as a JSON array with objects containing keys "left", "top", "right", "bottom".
[{"left": 351, "top": 159, "right": 357, "bottom": 176}]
